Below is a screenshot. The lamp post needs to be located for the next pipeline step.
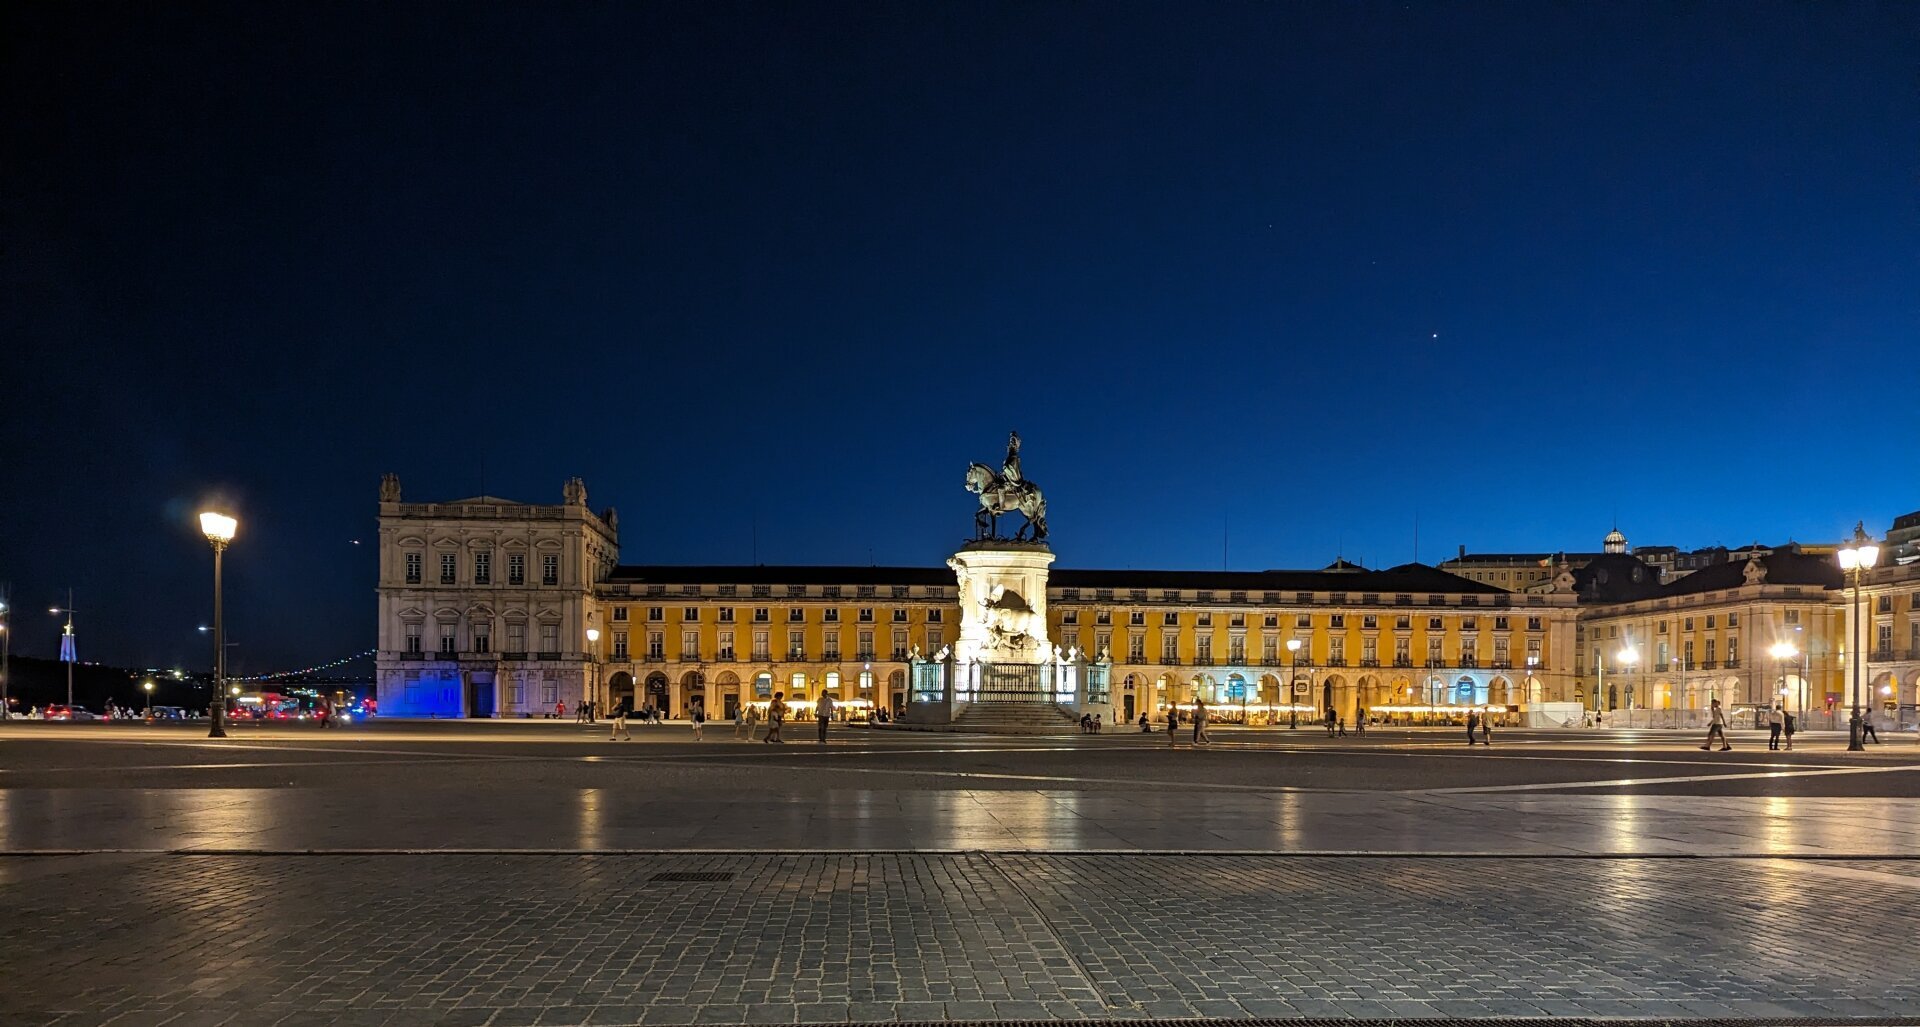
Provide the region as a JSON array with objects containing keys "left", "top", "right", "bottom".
[
  {"left": 585, "top": 627, "right": 601, "bottom": 720},
  {"left": 200, "top": 511, "right": 237, "bottom": 739},
  {"left": 1837, "top": 525, "right": 1879, "bottom": 751},
  {"left": 1285, "top": 638, "right": 1301, "bottom": 729},
  {"left": 0, "top": 596, "right": 10, "bottom": 719},
  {"left": 49, "top": 592, "right": 77, "bottom": 709},
  {"left": 142, "top": 679, "right": 155, "bottom": 716},
  {"left": 1617, "top": 645, "right": 1639, "bottom": 710},
  {"left": 1769, "top": 642, "right": 1798, "bottom": 714}
]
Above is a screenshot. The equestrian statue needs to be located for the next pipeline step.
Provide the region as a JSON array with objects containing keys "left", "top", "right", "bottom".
[{"left": 964, "top": 430, "right": 1049, "bottom": 542}]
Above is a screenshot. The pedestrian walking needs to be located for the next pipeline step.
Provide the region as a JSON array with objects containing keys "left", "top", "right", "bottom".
[
  {"left": 1466, "top": 710, "right": 1480, "bottom": 745},
  {"left": 1479, "top": 711, "right": 1492, "bottom": 745},
  {"left": 555, "top": 699, "right": 566, "bottom": 721},
  {"left": 1166, "top": 706, "right": 1178, "bottom": 746},
  {"left": 609, "top": 700, "right": 631, "bottom": 741},
  {"left": 765, "top": 692, "right": 786, "bottom": 743},
  {"left": 1767, "top": 705, "right": 1783, "bottom": 750},
  {"left": 1192, "top": 698, "right": 1210, "bottom": 745},
  {"left": 1700, "top": 698, "right": 1731, "bottom": 751},
  {"left": 1336, "top": 715, "right": 1347, "bottom": 737},
  {"left": 1355, "top": 707, "right": 1366, "bottom": 735},
  {"left": 816, "top": 692, "right": 834, "bottom": 743},
  {"left": 734, "top": 703, "right": 750, "bottom": 739},
  {"left": 1862, "top": 711, "right": 1880, "bottom": 744},
  {"left": 690, "top": 703, "right": 705, "bottom": 740},
  {"left": 1783, "top": 709, "right": 1796, "bottom": 751}
]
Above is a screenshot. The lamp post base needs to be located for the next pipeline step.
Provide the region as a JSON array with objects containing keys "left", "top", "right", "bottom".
[{"left": 1847, "top": 714, "right": 1863, "bottom": 752}]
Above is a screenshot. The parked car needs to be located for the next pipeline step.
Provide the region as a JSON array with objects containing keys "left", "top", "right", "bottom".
[
  {"left": 44, "top": 705, "right": 98, "bottom": 722},
  {"left": 149, "top": 706, "right": 188, "bottom": 720}
]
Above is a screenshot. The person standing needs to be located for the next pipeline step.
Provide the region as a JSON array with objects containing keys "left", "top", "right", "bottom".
[
  {"left": 816, "top": 692, "right": 834, "bottom": 743},
  {"left": 1767, "top": 705, "right": 1783, "bottom": 750},
  {"left": 556, "top": 699, "right": 566, "bottom": 721},
  {"left": 765, "top": 692, "right": 786, "bottom": 744},
  {"left": 1354, "top": 707, "right": 1366, "bottom": 735},
  {"left": 690, "top": 703, "right": 705, "bottom": 740},
  {"left": 1479, "top": 711, "right": 1492, "bottom": 746},
  {"left": 1166, "top": 706, "right": 1178, "bottom": 746},
  {"left": 1466, "top": 710, "right": 1480, "bottom": 745},
  {"left": 1701, "top": 698, "right": 1731, "bottom": 751},
  {"left": 1782, "top": 708, "right": 1796, "bottom": 751},
  {"left": 734, "top": 703, "right": 750, "bottom": 739},
  {"left": 1192, "top": 698, "right": 1210, "bottom": 745},
  {"left": 609, "top": 699, "right": 631, "bottom": 741}
]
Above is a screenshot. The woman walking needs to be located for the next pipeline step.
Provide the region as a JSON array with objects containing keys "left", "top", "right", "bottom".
[
  {"left": 1783, "top": 708, "right": 1796, "bottom": 751},
  {"left": 1700, "top": 698, "right": 1732, "bottom": 751},
  {"left": 764, "top": 692, "right": 786, "bottom": 744},
  {"left": 1192, "top": 699, "right": 1210, "bottom": 746}
]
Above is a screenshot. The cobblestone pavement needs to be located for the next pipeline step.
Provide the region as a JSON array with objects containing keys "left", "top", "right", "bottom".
[{"left": 4, "top": 852, "right": 1918, "bottom": 1026}]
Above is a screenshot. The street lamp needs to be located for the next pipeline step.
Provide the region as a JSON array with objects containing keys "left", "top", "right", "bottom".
[
  {"left": 1285, "top": 638, "right": 1302, "bottom": 729},
  {"left": 1769, "top": 641, "right": 1798, "bottom": 713},
  {"left": 585, "top": 627, "right": 601, "bottom": 719},
  {"left": 142, "top": 679, "right": 155, "bottom": 715},
  {"left": 1837, "top": 524, "right": 1879, "bottom": 751},
  {"left": 0, "top": 597, "right": 10, "bottom": 720},
  {"left": 48, "top": 591, "right": 80, "bottom": 710},
  {"left": 200, "top": 511, "right": 237, "bottom": 739},
  {"left": 1617, "top": 645, "right": 1639, "bottom": 710}
]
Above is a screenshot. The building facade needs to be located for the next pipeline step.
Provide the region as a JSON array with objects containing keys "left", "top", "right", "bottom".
[{"left": 376, "top": 477, "right": 1920, "bottom": 724}]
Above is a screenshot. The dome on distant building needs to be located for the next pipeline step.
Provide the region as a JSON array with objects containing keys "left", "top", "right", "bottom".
[{"left": 1603, "top": 527, "right": 1628, "bottom": 554}]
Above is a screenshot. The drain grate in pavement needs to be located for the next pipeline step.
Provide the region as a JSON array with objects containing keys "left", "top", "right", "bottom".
[
  {"left": 852, "top": 1020, "right": 1920, "bottom": 1027},
  {"left": 647, "top": 870, "right": 735, "bottom": 882}
]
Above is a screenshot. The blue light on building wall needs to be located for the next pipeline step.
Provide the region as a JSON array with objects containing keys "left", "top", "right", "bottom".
[{"left": 386, "top": 669, "right": 463, "bottom": 717}]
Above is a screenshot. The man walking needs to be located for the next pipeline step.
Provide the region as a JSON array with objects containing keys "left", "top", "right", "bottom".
[
  {"left": 1767, "top": 705, "right": 1783, "bottom": 750},
  {"left": 1701, "top": 698, "right": 1732, "bottom": 751},
  {"left": 1862, "top": 709, "right": 1881, "bottom": 744},
  {"left": 609, "top": 698, "right": 631, "bottom": 741},
  {"left": 1191, "top": 698, "right": 1210, "bottom": 746},
  {"left": 1166, "top": 705, "right": 1178, "bottom": 746},
  {"left": 816, "top": 692, "right": 835, "bottom": 743},
  {"left": 1466, "top": 710, "right": 1480, "bottom": 746}
]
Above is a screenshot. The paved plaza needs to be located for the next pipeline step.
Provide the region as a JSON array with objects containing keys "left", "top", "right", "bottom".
[{"left": 3, "top": 722, "right": 1919, "bottom": 1025}]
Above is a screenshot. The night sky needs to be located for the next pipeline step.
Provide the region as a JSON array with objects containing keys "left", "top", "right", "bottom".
[{"left": 4, "top": 2, "right": 1916, "bottom": 673}]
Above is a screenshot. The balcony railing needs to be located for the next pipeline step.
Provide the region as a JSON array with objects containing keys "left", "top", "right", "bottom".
[
  {"left": 1193, "top": 656, "right": 1217, "bottom": 666},
  {"left": 1490, "top": 659, "right": 1512, "bottom": 670},
  {"left": 680, "top": 651, "right": 701, "bottom": 661},
  {"left": 855, "top": 650, "right": 876, "bottom": 661},
  {"left": 892, "top": 649, "right": 909, "bottom": 661},
  {"left": 1359, "top": 658, "right": 1381, "bottom": 668},
  {"left": 788, "top": 648, "right": 808, "bottom": 661},
  {"left": 1683, "top": 661, "right": 1696, "bottom": 671},
  {"left": 1700, "top": 660, "right": 1719, "bottom": 670},
  {"left": 500, "top": 651, "right": 528, "bottom": 661},
  {"left": 752, "top": 651, "right": 772, "bottom": 662},
  {"left": 1161, "top": 655, "right": 1183, "bottom": 666},
  {"left": 1393, "top": 657, "right": 1414, "bottom": 668},
  {"left": 1870, "top": 649, "right": 1896, "bottom": 663},
  {"left": 536, "top": 651, "right": 562, "bottom": 661},
  {"left": 1724, "top": 659, "right": 1740, "bottom": 669},
  {"left": 1459, "top": 657, "right": 1479, "bottom": 668},
  {"left": 1326, "top": 656, "right": 1347, "bottom": 667},
  {"left": 645, "top": 654, "right": 666, "bottom": 663}
]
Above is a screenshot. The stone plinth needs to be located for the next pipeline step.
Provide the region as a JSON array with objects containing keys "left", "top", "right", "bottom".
[{"left": 948, "top": 541, "right": 1055, "bottom": 666}]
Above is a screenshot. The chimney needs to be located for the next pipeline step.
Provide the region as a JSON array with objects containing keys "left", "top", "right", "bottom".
[{"left": 1458, "top": 544, "right": 1466, "bottom": 560}]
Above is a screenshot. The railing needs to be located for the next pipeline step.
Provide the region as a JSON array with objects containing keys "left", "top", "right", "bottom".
[
  {"left": 788, "top": 648, "right": 808, "bottom": 660},
  {"left": 1683, "top": 661, "right": 1696, "bottom": 671},
  {"left": 1393, "top": 657, "right": 1414, "bottom": 668},
  {"left": 752, "top": 651, "right": 772, "bottom": 662},
  {"left": 644, "top": 654, "right": 666, "bottom": 663},
  {"left": 716, "top": 651, "right": 735, "bottom": 662},
  {"left": 892, "top": 649, "right": 909, "bottom": 661},
  {"left": 1162, "top": 655, "right": 1183, "bottom": 666},
  {"left": 1193, "top": 656, "right": 1217, "bottom": 666},
  {"left": 680, "top": 651, "right": 701, "bottom": 661},
  {"left": 1724, "top": 659, "right": 1740, "bottom": 669},
  {"left": 1700, "top": 660, "right": 1719, "bottom": 670},
  {"left": 1359, "top": 658, "right": 1380, "bottom": 668},
  {"left": 1870, "top": 650, "right": 1896, "bottom": 663},
  {"left": 1459, "top": 657, "right": 1479, "bottom": 668},
  {"left": 1326, "top": 656, "right": 1347, "bottom": 667},
  {"left": 500, "top": 651, "right": 528, "bottom": 661},
  {"left": 855, "top": 651, "right": 876, "bottom": 661},
  {"left": 1490, "top": 659, "right": 1511, "bottom": 670},
  {"left": 536, "top": 651, "right": 562, "bottom": 661}
]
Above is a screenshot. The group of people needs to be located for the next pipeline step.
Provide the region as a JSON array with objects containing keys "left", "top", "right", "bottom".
[
  {"left": 1078, "top": 712, "right": 1105, "bottom": 733},
  {"left": 728, "top": 692, "right": 840, "bottom": 744},
  {"left": 1324, "top": 705, "right": 1368, "bottom": 737}
]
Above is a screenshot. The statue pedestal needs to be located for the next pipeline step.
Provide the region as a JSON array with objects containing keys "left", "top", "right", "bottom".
[{"left": 948, "top": 541, "right": 1055, "bottom": 665}]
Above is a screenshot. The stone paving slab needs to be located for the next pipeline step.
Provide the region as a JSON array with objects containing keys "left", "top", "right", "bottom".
[{"left": 3, "top": 853, "right": 1919, "bottom": 1024}]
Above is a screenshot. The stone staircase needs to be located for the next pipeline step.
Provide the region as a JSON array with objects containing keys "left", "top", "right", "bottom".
[{"left": 949, "top": 701, "right": 1081, "bottom": 735}]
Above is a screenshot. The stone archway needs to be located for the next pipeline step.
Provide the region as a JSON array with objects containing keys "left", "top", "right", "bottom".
[
  {"left": 608, "top": 671, "right": 636, "bottom": 712},
  {"left": 680, "top": 670, "right": 706, "bottom": 719},
  {"left": 715, "top": 671, "right": 741, "bottom": 721},
  {"left": 644, "top": 672, "right": 670, "bottom": 714},
  {"left": 1487, "top": 675, "right": 1512, "bottom": 707},
  {"left": 1260, "top": 673, "right": 1282, "bottom": 705},
  {"left": 887, "top": 670, "right": 905, "bottom": 713}
]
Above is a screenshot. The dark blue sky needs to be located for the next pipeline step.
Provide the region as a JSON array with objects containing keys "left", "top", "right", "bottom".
[{"left": 4, "top": 2, "right": 1916, "bottom": 672}]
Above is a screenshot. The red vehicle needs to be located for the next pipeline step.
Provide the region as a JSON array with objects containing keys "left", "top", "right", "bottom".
[{"left": 43, "top": 705, "right": 99, "bottom": 722}]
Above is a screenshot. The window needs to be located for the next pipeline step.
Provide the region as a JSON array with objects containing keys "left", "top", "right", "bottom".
[
  {"left": 1197, "top": 636, "right": 1213, "bottom": 663},
  {"left": 404, "top": 623, "right": 422, "bottom": 653},
  {"left": 789, "top": 608, "right": 805, "bottom": 622},
  {"left": 647, "top": 632, "right": 664, "bottom": 659},
  {"left": 858, "top": 607, "right": 874, "bottom": 622},
  {"left": 682, "top": 631, "right": 700, "bottom": 660},
  {"left": 1427, "top": 637, "right": 1443, "bottom": 662},
  {"left": 1657, "top": 641, "right": 1669, "bottom": 667},
  {"left": 1063, "top": 611, "right": 1079, "bottom": 625},
  {"left": 719, "top": 585, "right": 736, "bottom": 597},
  {"left": 1526, "top": 638, "right": 1541, "bottom": 662},
  {"left": 1196, "top": 591, "right": 1214, "bottom": 603},
  {"left": 1684, "top": 640, "right": 1695, "bottom": 667},
  {"left": 1130, "top": 635, "right": 1146, "bottom": 661},
  {"left": 612, "top": 631, "right": 628, "bottom": 659},
  {"left": 1131, "top": 612, "right": 1146, "bottom": 626},
  {"left": 1264, "top": 615, "right": 1279, "bottom": 628},
  {"left": 1727, "top": 612, "right": 1739, "bottom": 626},
  {"left": 926, "top": 610, "right": 942, "bottom": 623},
  {"left": 507, "top": 553, "right": 524, "bottom": 585},
  {"left": 788, "top": 629, "right": 805, "bottom": 658},
  {"left": 1161, "top": 590, "right": 1180, "bottom": 602},
  {"left": 1328, "top": 637, "right": 1344, "bottom": 663},
  {"left": 1162, "top": 636, "right": 1179, "bottom": 662},
  {"left": 440, "top": 552, "right": 457, "bottom": 584},
  {"left": 474, "top": 622, "right": 491, "bottom": 653},
  {"left": 1459, "top": 639, "right": 1474, "bottom": 664},
  {"left": 1196, "top": 613, "right": 1211, "bottom": 627},
  {"left": 1228, "top": 635, "right": 1245, "bottom": 663},
  {"left": 891, "top": 586, "right": 909, "bottom": 599},
  {"left": 1493, "top": 616, "right": 1508, "bottom": 630},
  {"left": 1785, "top": 609, "right": 1800, "bottom": 624},
  {"left": 1706, "top": 615, "right": 1716, "bottom": 629},
  {"left": 1164, "top": 612, "right": 1179, "bottom": 626},
  {"left": 858, "top": 629, "right": 874, "bottom": 656},
  {"left": 857, "top": 585, "right": 875, "bottom": 599},
  {"left": 405, "top": 552, "right": 422, "bottom": 584},
  {"left": 541, "top": 554, "right": 559, "bottom": 586},
  {"left": 1461, "top": 617, "right": 1476, "bottom": 631},
  {"left": 754, "top": 630, "right": 770, "bottom": 660},
  {"left": 1684, "top": 617, "right": 1694, "bottom": 631},
  {"left": 718, "top": 607, "right": 734, "bottom": 623},
  {"left": 1879, "top": 623, "right": 1894, "bottom": 653},
  {"left": 1396, "top": 616, "right": 1411, "bottom": 630},
  {"left": 1396, "top": 636, "right": 1411, "bottom": 662},
  {"left": 823, "top": 586, "right": 840, "bottom": 599},
  {"left": 1493, "top": 637, "right": 1508, "bottom": 662},
  {"left": 1097, "top": 611, "right": 1113, "bottom": 625},
  {"left": 823, "top": 609, "right": 840, "bottom": 623},
  {"left": 1527, "top": 617, "right": 1542, "bottom": 631},
  {"left": 1705, "top": 639, "right": 1716, "bottom": 664},
  {"left": 752, "top": 585, "right": 771, "bottom": 598},
  {"left": 924, "top": 627, "right": 942, "bottom": 651},
  {"left": 892, "top": 608, "right": 907, "bottom": 622},
  {"left": 1296, "top": 614, "right": 1311, "bottom": 629},
  {"left": 1262, "top": 637, "right": 1277, "bottom": 662},
  {"left": 1329, "top": 615, "right": 1344, "bottom": 629},
  {"left": 473, "top": 551, "right": 491, "bottom": 585},
  {"left": 1877, "top": 595, "right": 1893, "bottom": 614},
  {"left": 753, "top": 607, "right": 769, "bottom": 622},
  {"left": 439, "top": 624, "right": 457, "bottom": 654},
  {"left": 506, "top": 623, "right": 525, "bottom": 652},
  {"left": 1726, "top": 637, "right": 1738, "bottom": 665},
  {"left": 1361, "top": 616, "right": 1377, "bottom": 630},
  {"left": 648, "top": 607, "right": 664, "bottom": 621},
  {"left": 892, "top": 629, "right": 908, "bottom": 660},
  {"left": 1428, "top": 617, "right": 1444, "bottom": 631},
  {"left": 1361, "top": 637, "right": 1377, "bottom": 663},
  {"left": 612, "top": 606, "right": 629, "bottom": 622},
  {"left": 683, "top": 607, "right": 699, "bottom": 621}
]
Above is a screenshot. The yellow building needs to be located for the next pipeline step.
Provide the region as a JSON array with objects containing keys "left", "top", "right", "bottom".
[{"left": 587, "top": 562, "right": 1581, "bottom": 723}]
